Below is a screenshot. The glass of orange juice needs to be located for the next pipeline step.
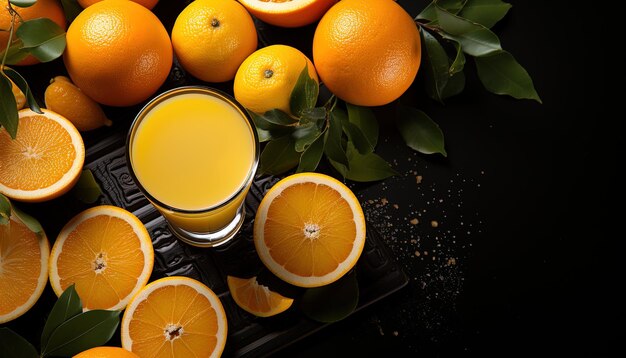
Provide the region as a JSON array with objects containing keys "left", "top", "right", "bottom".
[{"left": 126, "top": 86, "right": 259, "bottom": 247}]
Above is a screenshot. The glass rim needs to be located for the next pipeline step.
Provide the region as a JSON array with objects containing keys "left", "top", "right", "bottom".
[{"left": 125, "top": 85, "right": 260, "bottom": 214}]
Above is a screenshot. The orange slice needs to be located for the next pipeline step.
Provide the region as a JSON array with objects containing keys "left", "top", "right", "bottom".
[
  {"left": 121, "top": 276, "right": 228, "bottom": 358},
  {"left": 74, "top": 346, "right": 139, "bottom": 358},
  {"left": 0, "top": 109, "right": 85, "bottom": 202},
  {"left": 238, "top": 0, "right": 337, "bottom": 28},
  {"left": 227, "top": 275, "right": 294, "bottom": 317},
  {"left": 48, "top": 205, "right": 154, "bottom": 311},
  {"left": 0, "top": 215, "right": 49, "bottom": 324},
  {"left": 254, "top": 173, "right": 366, "bottom": 288}
]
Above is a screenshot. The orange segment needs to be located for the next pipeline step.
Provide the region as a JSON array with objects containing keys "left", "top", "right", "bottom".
[
  {"left": 121, "top": 276, "right": 227, "bottom": 358},
  {"left": 49, "top": 206, "right": 154, "bottom": 311},
  {"left": 254, "top": 173, "right": 366, "bottom": 288},
  {"left": 0, "top": 215, "right": 49, "bottom": 324},
  {"left": 0, "top": 109, "right": 85, "bottom": 202},
  {"left": 227, "top": 276, "right": 293, "bottom": 317}
]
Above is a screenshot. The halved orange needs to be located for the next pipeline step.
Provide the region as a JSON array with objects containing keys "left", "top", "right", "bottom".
[
  {"left": 0, "top": 215, "right": 49, "bottom": 324},
  {"left": 121, "top": 276, "right": 228, "bottom": 358},
  {"left": 238, "top": 0, "right": 337, "bottom": 28},
  {"left": 254, "top": 173, "right": 366, "bottom": 288},
  {"left": 48, "top": 205, "right": 154, "bottom": 311},
  {"left": 0, "top": 109, "right": 85, "bottom": 202},
  {"left": 227, "top": 275, "right": 294, "bottom": 317}
]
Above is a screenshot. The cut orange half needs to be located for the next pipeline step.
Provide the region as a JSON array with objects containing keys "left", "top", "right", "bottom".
[
  {"left": 227, "top": 275, "right": 294, "bottom": 317},
  {"left": 0, "top": 109, "right": 85, "bottom": 202},
  {"left": 121, "top": 276, "right": 228, "bottom": 358},
  {"left": 49, "top": 205, "right": 154, "bottom": 311},
  {"left": 238, "top": 0, "right": 337, "bottom": 28},
  {"left": 0, "top": 215, "right": 49, "bottom": 324},
  {"left": 254, "top": 173, "right": 366, "bottom": 288}
]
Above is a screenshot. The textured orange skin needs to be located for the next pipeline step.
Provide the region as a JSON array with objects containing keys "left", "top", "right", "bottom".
[
  {"left": 63, "top": 0, "right": 172, "bottom": 107},
  {"left": 78, "top": 0, "right": 159, "bottom": 10},
  {"left": 0, "top": 0, "right": 66, "bottom": 66},
  {"left": 238, "top": 0, "right": 337, "bottom": 28},
  {"left": 312, "top": 0, "right": 421, "bottom": 106},
  {"left": 74, "top": 346, "right": 140, "bottom": 358}
]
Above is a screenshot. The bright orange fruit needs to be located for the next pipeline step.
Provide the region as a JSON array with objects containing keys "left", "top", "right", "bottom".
[
  {"left": 121, "top": 276, "right": 228, "bottom": 358},
  {"left": 64, "top": 0, "right": 172, "bottom": 106},
  {"left": 0, "top": 109, "right": 85, "bottom": 202},
  {"left": 312, "top": 0, "right": 421, "bottom": 106},
  {"left": 238, "top": 0, "right": 337, "bottom": 28},
  {"left": 48, "top": 206, "right": 154, "bottom": 311},
  {"left": 74, "top": 346, "right": 140, "bottom": 358},
  {"left": 227, "top": 275, "right": 294, "bottom": 317},
  {"left": 254, "top": 173, "right": 366, "bottom": 288},
  {"left": 78, "top": 0, "right": 159, "bottom": 10}
]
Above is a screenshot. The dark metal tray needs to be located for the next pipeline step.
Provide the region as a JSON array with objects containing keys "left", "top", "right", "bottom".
[{"left": 84, "top": 132, "right": 408, "bottom": 357}]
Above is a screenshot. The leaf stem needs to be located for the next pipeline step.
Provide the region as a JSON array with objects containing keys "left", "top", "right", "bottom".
[{"left": 1, "top": 4, "right": 17, "bottom": 69}]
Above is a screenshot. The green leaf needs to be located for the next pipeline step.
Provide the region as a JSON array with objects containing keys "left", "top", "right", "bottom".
[
  {"left": 435, "top": 7, "right": 501, "bottom": 57},
  {"left": 299, "top": 107, "right": 326, "bottom": 124},
  {"left": 60, "top": 0, "right": 83, "bottom": 23},
  {"left": 441, "top": 70, "right": 466, "bottom": 99},
  {"left": 9, "top": 0, "right": 36, "bottom": 7},
  {"left": 396, "top": 105, "right": 447, "bottom": 156},
  {"left": 336, "top": 107, "right": 372, "bottom": 155},
  {"left": 41, "top": 310, "right": 120, "bottom": 357},
  {"left": 324, "top": 108, "right": 349, "bottom": 167},
  {"left": 3, "top": 40, "right": 30, "bottom": 65},
  {"left": 3, "top": 67, "right": 42, "bottom": 114},
  {"left": 420, "top": 28, "right": 450, "bottom": 103},
  {"left": 0, "top": 73, "right": 19, "bottom": 139},
  {"left": 346, "top": 103, "right": 378, "bottom": 149},
  {"left": 0, "top": 328, "right": 38, "bottom": 358},
  {"left": 289, "top": 65, "right": 319, "bottom": 117},
  {"left": 293, "top": 123, "right": 321, "bottom": 152},
  {"left": 0, "top": 194, "right": 10, "bottom": 226},
  {"left": 72, "top": 169, "right": 103, "bottom": 204},
  {"left": 417, "top": 0, "right": 467, "bottom": 21},
  {"left": 16, "top": 18, "right": 66, "bottom": 63},
  {"left": 296, "top": 130, "right": 326, "bottom": 173},
  {"left": 330, "top": 143, "right": 397, "bottom": 182},
  {"left": 260, "top": 109, "right": 298, "bottom": 126},
  {"left": 300, "top": 271, "right": 359, "bottom": 323},
  {"left": 41, "top": 284, "right": 83, "bottom": 350},
  {"left": 448, "top": 38, "right": 466, "bottom": 75},
  {"left": 475, "top": 50, "right": 542, "bottom": 103},
  {"left": 11, "top": 205, "right": 44, "bottom": 236},
  {"left": 259, "top": 136, "right": 301, "bottom": 175},
  {"left": 256, "top": 127, "right": 272, "bottom": 142},
  {"left": 459, "top": 0, "right": 512, "bottom": 28}
]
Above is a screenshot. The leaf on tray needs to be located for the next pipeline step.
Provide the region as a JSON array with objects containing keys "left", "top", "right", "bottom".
[
  {"left": 72, "top": 169, "right": 103, "bottom": 204},
  {"left": 0, "top": 328, "right": 38, "bottom": 358},
  {"left": 41, "top": 284, "right": 83, "bottom": 349},
  {"left": 396, "top": 105, "right": 447, "bottom": 156}
]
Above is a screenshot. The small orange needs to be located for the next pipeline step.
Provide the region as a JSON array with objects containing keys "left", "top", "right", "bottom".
[
  {"left": 234, "top": 44, "right": 318, "bottom": 116},
  {"left": 48, "top": 205, "right": 154, "bottom": 311},
  {"left": 0, "top": 0, "right": 66, "bottom": 66},
  {"left": 238, "top": 0, "right": 337, "bottom": 28},
  {"left": 78, "top": 0, "right": 159, "bottom": 10},
  {"left": 64, "top": 0, "right": 173, "bottom": 106},
  {"left": 0, "top": 214, "right": 49, "bottom": 324},
  {"left": 312, "top": 0, "right": 421, "bottom": 106},
  {"left": 74, "top": 346, "right": 140, "bottom": 358},
  {"left": 45, "top": 76, "right": 113, "bottom": 132},
  {"left": 0, "top": 109, "right": 85, "bottom": 202},
  {"left": 254, "top": 173, "right": 366, "bottom": 288},
  {"left": 172, "top": 0, "right": 258, "bottom": 83},
  {"left": 227, "top": 275, "right": 294, "bottom": 317},
  {"left": 121, "top": 276, "right": 228, "bottom": 358}
]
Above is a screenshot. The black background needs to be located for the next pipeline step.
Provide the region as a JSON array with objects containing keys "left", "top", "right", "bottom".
[{"left": 3, "top": 0, "right": 624, "bottom": 356}]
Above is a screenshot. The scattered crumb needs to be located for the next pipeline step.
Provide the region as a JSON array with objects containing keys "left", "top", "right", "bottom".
[
  {"left": 393, "top": 204, "right": 399, "bottom": 209},
  {"left": 368, "top": 199, "right": 374, "bottom": 204},
  {"left": 416, "top": 175, "right": 423, "bottom": 184},
  {"left": 431, "top": 220, "right": 439, "bottom": 228},
  {"left": 381, "top": 198, "right": 388, "bottom": 205},
  {"left": 393, "top": 331, "right": 399, "bottom": 336},
  {"left": 423, "top": 251, "right": 429, "bottom": 256},
  {"left": 410, "top": 218, "right": 419, "bottom": 225},
  {"left": 447, "top": 258, "right": 457, "bottom": 266},
  {"left": 410, "top": 239, "right": 417, "bottom": 244},
  {"left": 415, "top": 251, "right": 421, "bottom": 257}
]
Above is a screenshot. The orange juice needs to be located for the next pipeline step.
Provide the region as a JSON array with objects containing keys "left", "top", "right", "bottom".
[{"left": 128, "top": 87, "right": 258, "bottom": 241}]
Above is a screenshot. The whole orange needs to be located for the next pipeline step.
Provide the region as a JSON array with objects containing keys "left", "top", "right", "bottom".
[
  {"left": 77, "top": 0, "right": 159, "bottom": 10},
  {"left": 172, "top": 0, "right": 257, "bottom": 83},
  {"left": 312, "top": 0, "right": 421, "bottom": 106},
  {"left": 0, "top": 0, "right": 66, "bottom": 66},
  {"left": 63, "top": 0, "right": 172, "bottom": 106},
  {"left": 74, "top": 346, "right": 139, "bottom": 358}
]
